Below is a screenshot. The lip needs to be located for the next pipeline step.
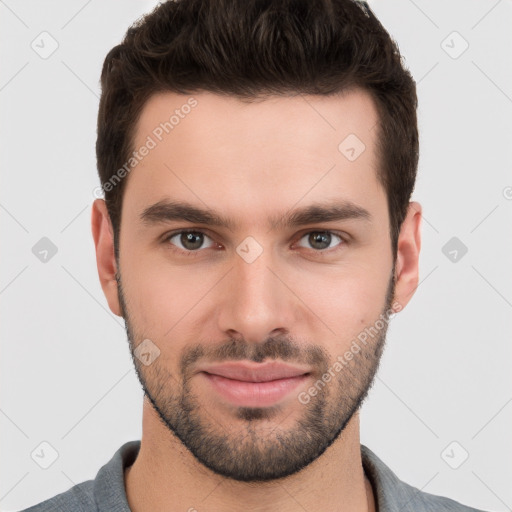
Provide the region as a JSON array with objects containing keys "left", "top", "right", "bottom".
[
  {"left": 198, "top": 361, "right": 311, "bottom": 407},
  {"left": 198, "top": 361, "right": 311, "bottom": 382}
]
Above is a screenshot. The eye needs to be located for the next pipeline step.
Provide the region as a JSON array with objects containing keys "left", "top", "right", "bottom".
[
  {"left": 296, "top": 231, "right": 345, "bottom": 252},
  {"left": 162, "top": 229, "right": 347, "bottom": 256},
  {"left": 164, "top": 230, "right": 217, "bottom": 252}
]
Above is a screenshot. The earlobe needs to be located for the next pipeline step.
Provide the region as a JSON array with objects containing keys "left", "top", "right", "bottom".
[
  {"left": 392, "top": 201, "right": 422, "bottom": 312},
  {"left": 91, "top": 199, "right": 122, "bottom": 317}
]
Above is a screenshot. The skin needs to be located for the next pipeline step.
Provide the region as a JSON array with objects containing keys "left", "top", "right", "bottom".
[{"left": 92, "top": 88, "right": 422, "bottom": 512}]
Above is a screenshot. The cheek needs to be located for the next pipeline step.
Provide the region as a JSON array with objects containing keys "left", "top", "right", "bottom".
[
  {"left": 123, "top": 255, "right": 220, "bottom": 344},
  {"left": 122, "top": 272, "right": 193, "bottom": 371},
  {"left": 120, "top": 254, "right": 175, "bottom": 332},
  {"left": 290, "top": 260, "right": 391, "bottom": 339}
]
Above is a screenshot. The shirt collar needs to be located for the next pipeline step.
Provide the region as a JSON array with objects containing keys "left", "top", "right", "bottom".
[{"left": 95, "top": 440, "right": 431, "bottom": 512}]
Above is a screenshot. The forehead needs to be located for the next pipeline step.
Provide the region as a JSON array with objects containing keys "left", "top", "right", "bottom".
[
  {"left": 133, "top": 88, "right": 379, "bottom": 155},
  {"left": 124, "top": 89, "right": 383, "bottom": 223}
]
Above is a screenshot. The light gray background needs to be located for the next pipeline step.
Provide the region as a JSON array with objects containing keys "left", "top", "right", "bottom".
[{"left": 1, "top": 1, "right": 511, "bottom": 511}]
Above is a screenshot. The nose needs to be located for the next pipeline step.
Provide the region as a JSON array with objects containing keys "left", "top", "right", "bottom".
[{"left": 216, "top": 246, "right": 299, "bottom": 344}]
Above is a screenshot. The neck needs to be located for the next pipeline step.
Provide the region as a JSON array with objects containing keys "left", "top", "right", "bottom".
[{"left": 125, "top": 398, "right": 374, "bottom": 512}]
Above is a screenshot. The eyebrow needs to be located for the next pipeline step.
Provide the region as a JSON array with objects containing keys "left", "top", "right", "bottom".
[{"left": 140, "top": 198, "right": 372, "bottom": 231}]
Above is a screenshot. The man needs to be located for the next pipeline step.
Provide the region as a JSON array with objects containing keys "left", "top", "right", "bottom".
[{"left": 22, "top": 0, "right": 488, "bottom": 510}]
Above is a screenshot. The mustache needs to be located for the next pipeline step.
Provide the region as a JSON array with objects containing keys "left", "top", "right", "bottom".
[{"left": 180, "top": 336, "right": 329, "bottom": 376}]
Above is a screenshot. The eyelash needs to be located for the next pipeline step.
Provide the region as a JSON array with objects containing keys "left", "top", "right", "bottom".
[{"left": 161, "top": 229, "right": 348, "bottom": 257}]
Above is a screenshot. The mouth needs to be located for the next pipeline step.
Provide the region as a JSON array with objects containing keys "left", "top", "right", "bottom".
[{"left": 197, "top": 361, "right": 312, "bottom": 408}]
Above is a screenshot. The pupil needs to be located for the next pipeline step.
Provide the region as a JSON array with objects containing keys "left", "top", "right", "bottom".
[
  {"left": 182, "top": 232, "right": 203, "bottom": 250},
  {"left": 310, "top": 232, "right": 330, "bottom": 250}
]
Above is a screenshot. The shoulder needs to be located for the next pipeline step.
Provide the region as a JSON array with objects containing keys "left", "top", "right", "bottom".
[
  {"left": 18, "top": 440, "right": 140, "bottom": 512},
  {"left": 17, "top": 480, "right": 96, "bottom": 512},
  {"left": 392, "top": 477, "right": 488, "bottom": 512},
  {"left": 361, "top": 444, "right": 490, "bottom": 512}
]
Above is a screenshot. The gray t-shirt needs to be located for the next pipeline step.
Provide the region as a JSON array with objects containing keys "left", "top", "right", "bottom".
[{"left": 19, "top": 441, "right": 488, "bottom": 511}]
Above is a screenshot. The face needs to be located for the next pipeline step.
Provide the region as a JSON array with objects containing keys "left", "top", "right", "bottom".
[{"left": 93, "top": 89, "right": 420, "bottom": 482}]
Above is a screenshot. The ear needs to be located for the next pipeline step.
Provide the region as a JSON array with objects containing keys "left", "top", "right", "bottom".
[
  {"left": 392, "top": 201, "right": 422, "bottom": 312},
  {"left": 91, "top": 199, "right": 122, "bottom": 317}
]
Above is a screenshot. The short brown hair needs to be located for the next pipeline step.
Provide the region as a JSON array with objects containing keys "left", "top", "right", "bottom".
[{"left": 96, "top": 0, "right": 419, "bottom": 261}]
